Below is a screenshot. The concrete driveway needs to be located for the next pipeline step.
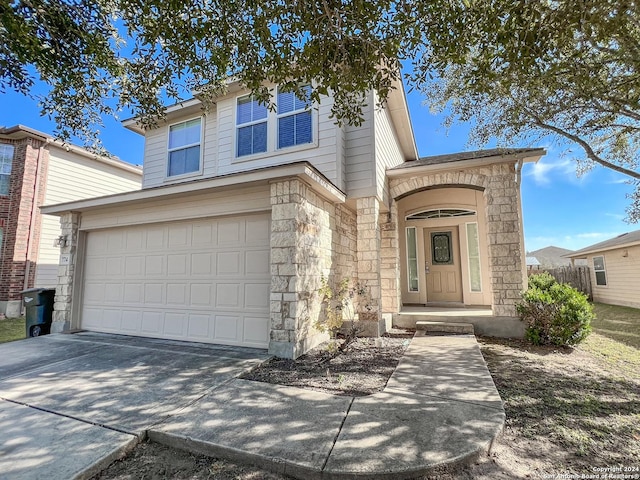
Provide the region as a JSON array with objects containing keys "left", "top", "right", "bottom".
[{"left": 0, "top": 332, "right": 269, "bottom": 479}]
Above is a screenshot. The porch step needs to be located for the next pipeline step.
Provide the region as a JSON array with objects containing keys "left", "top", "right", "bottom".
[{"left": 415, "top": 321, "right": 475, "bottom": 335}]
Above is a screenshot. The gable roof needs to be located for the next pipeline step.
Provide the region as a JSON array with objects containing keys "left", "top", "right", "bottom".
[
  {"left": 566, "top": 230, "right": 640, "bottom": 258},
  {"left": 390, "top": 148, "right": 545, "bottom": 172},
  {"left": 0, "top": 125, "right": 142, "bottom": 176}
]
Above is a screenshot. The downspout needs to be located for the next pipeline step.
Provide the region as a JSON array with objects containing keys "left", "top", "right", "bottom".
[{"left": 22, "top": 142, "right": 46, "bottom": 300}]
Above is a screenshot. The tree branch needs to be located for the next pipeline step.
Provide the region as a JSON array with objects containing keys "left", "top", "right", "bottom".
[{"left": 530, "top": 115, "right": 640, "bottom": 180}]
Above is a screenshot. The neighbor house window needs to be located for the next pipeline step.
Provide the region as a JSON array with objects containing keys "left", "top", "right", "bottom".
[
  {"left": 237, "top": 94, "right": 268, "bottom": 157},
  {"left": 168, "top": 118, "right": 201, "bottom": 176},
  {"left": 0, "top": 144, "right": 14, "bottom": 195},
  {"left": 406, "top": 227, "right": 419, "bottom": 292},
  {"left": 277, "top": 86, "right": 312, "bottom": 149},
  {"left": 593, "top": 256, "right": 607, "bottom": 286},
  {"left": 466, "top": 222, "right": 482, "bottom": 292}
]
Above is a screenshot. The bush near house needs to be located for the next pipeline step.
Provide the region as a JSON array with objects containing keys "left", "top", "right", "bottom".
[{"left": 517, "top": 272, "right": 593, "bottom": 346}]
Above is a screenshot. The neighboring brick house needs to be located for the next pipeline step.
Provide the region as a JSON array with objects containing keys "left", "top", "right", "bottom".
[
  {"left": 0, "top": 125, "right": 142, "bottom": 318},
  {"left": 42, "top": 82, "right": 545, "bottom": 358}
]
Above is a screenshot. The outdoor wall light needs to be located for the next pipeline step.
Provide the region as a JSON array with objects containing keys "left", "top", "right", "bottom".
[{"left": 53, "top": 235, "right": 68, "bottom": 248}]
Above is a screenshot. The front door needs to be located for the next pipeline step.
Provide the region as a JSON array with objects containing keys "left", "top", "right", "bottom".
[{"left": 424, "top": 228, "right": 463, "bottom": 303}]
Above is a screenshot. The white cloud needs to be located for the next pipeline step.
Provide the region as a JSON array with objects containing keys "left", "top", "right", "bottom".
[{"left": 525, "top": 158, "right": 575, "bottom": 186}]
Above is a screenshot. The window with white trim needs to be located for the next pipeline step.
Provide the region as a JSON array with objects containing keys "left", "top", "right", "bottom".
[
  {"left": 0, "top": 144, "right": 14, "bottom": 195},
  {"left": 237, "top": 95, "right": 268, "bottom": 157},
  {"left": 277, "top": 86, "right": 312, "bottom": 149},
  {"left": 406, "top": 227, "right": 419, "bottom": 292},
  {"left": 466, "top": 222, "right": 482, "bottom": 292},
  {"left": 593, "top": 255, "right": 607, "bottom": 286},
  {"left": 168, "top": 118, "right": 201, "bottom": 176}
]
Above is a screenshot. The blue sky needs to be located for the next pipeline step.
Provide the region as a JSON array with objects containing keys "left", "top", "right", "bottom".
[{"left": 1, "top": 85, "right": 635, "bottom": 253}]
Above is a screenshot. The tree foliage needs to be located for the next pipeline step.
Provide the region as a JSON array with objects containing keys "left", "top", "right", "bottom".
[{"left": 1, "top": 0, "right": 639, "bottom": 217}]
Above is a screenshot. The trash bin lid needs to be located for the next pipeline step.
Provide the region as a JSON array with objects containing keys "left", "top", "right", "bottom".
[{"left": 21, "top": 288, "right": 47, "bottom": 295}]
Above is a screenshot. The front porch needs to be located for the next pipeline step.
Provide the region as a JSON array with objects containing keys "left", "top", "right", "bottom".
[{"left": 392, "top": 305, "right": 525, "bottom": 337}]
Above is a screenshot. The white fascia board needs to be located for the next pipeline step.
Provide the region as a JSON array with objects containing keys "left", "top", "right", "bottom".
[{"left": 386, "top": 151, "right": 545, "bottom": 178}]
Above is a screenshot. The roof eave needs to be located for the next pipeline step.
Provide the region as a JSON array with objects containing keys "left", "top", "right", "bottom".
[
  {"left": 387, "top": 149, "right": 545, "bottom": 178},
  {"left": 566, "top": 240, "right": 640, "bottom": 258}
]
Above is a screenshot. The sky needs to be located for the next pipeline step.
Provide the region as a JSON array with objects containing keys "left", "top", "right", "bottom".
[{"left": 0, "top": 84, "right": 636, "bottom": 253}]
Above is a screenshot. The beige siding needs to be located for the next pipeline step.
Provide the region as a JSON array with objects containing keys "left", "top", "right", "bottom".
[
  {"left": 588, "top": 245, "right": 640, "bottom": 308},
  {"left": 35, "top": 148, "right": 142, "bottom": 287},
  {"left": 142, "top": 88, "right": 341, "bottom": 189},
  {"left": 79, "top": 185, "right": 270, "bottom": 231},
  {"left": 374, "top": 92, "right": 405, "bottom": 204},
  {"left": 345, "top": 93, "right": 375, "bottom": 198}
]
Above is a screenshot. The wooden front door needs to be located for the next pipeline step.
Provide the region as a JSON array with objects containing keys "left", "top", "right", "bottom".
[{"left": 424, "top": 228, "right": 463, "bottom": 303}]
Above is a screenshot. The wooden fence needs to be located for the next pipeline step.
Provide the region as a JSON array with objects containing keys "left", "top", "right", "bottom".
[{"left": 528, "top": 266, "right": 593, "bottom": 300}]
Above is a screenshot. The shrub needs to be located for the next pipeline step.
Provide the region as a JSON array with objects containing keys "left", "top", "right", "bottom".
[
  {"left": 517, "top": 272, "right": 594, "bottom": 346},
  {"left": 316, "top": 276, "right": 371, "bottom": 355}
]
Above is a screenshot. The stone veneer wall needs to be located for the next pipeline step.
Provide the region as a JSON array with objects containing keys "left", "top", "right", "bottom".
[
  {"left": 379, "top": 202, "right": 400, "bottom": 313},
  {"left": 389, "top": 163, "right": 526, "bottom": 317},
  {"left": 269, "top": 179, "right": 358, "bottom": 359},
  {"left": 355, "top": 197, "right": 381, "bottom": 319},
  {"left": 51, "top": 212, "right": 79, "bottom": 333}
]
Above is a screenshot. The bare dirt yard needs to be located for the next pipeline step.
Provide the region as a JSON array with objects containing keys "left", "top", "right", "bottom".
[{"left": 94, "top": 307, "right": 640, "bottom": 480}]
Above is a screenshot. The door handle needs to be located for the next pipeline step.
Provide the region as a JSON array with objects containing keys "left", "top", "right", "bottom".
[{"left": 425, "top": 263, "right": 430, "bottom": 274}]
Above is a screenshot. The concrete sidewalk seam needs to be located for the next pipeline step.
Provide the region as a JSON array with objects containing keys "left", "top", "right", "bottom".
[
  {"left": 0, "top": 396, "right": 140, "bottom": 437},
  {"left": 382, "top": 387, "right": 505, "bottom": 412},
  {"left": 321, "top": 396, "right": 354, "bottom": 473}
]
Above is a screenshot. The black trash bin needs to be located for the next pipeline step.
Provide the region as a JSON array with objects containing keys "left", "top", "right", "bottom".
[{"left": 21, "top": 288, "right": 56, "bottom": 337}]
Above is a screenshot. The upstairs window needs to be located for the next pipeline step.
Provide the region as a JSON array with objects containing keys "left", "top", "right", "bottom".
[
  {"left": 277, "top": 86, "right": 312, "bottom": 149},
  {"left": 237, "top": 95, "right": 268, "bottom": 157},
  {"left": 168, "top": 118, "right": 201, "bottom": 176},
  {"left": 0, "top": 144, "right": 14, "bottom": 195}
]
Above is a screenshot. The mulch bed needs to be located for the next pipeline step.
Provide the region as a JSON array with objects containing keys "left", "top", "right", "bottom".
[{"left": 240, "top": 331, "right": 413, "bottom": 396}]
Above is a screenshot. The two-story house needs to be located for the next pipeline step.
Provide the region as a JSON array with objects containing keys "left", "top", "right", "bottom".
[
  {"left": 0, "top": 125, "right": 142, "bottom": 319},
  {"left": 42, "top": 80, "right": 544, "bottom": 358}
]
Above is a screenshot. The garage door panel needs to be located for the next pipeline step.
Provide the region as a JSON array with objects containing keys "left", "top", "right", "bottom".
[
  {"left": 104, "top": 283, "right": 123, "bottom": 303},
  {"left": 121, "top": 311, "right": 141, "bottom": 332},
  {"left": 245, "top": 284, "right": 269, "bottom": 309},
  {"left": 190, "top": 284, "right": 213, "bottom": 306},
  {"left": 246, "top": 250, "right": 270, "bottom": 275},
  {"left": 141, "top": 312, "right": 163, "bottom": 334},
  {"left": 216, "top": 284, "right": 240, "bottom": 307},
  {"left": 246, "top": 217, "right": 270, "bottom": 244},
  {"left": 145, "top": 255, "right": 165, "bottom": 276},
  {"left": 168, "top": 224, "right": 190, "bottom": 247},
  {"left": 168, "top": 254, "right": 188, "bottom": 275},
  {"left": 191, "top": 253, "right": 213, "bottom": 275},
  {"left": 81, "top": 214, "right": 270, "bottom": 348},
  {"left": 166, "top": 283, "right": 187, "bottom": 306},
  {"left": 214, "top": 315, "right": 242, "bottom": 341},
  {"left": 217, "top": 220, "right": 242, "bottom": 244},
  {"left": 216, "top": 251, "right": 241, "bottom": 275},
  {"left": 244, "top": 316, "right": 270, "bottom": 344}
]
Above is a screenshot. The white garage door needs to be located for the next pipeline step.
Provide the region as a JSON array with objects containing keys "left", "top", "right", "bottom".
[{"left": 80, "top": 214, "right": 270, "bottom": 348}]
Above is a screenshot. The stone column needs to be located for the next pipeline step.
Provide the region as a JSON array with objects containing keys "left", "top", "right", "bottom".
[
  {"left": 51, "top": 212, "right": 80, "bottom": 333},
  {"left": 269, "top": 179, "right": 332, "bottom": 359},
  {"left": 484, "top": 163, "right": 526, "bottom": 317},
  {"left": 379, "top": 202, "right": 400, "bottom": 315},
  {"left": 355, "top": 197, "right": 382, "bottom": 321}
]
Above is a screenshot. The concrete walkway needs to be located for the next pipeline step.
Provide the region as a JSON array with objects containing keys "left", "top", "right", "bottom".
[
  {"left": 0, "top": 332, "right": 504, "bottom": 480},
  {"left": 151, "top": 332, "right": 505, "bottom": 479}
]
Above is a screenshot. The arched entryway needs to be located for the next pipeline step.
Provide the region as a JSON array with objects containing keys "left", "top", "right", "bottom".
[{"left": 397, "top": 187, "right": 492, "bottom": 307}]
